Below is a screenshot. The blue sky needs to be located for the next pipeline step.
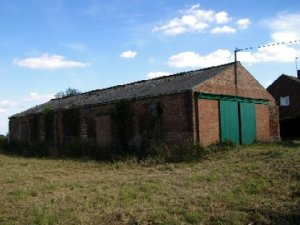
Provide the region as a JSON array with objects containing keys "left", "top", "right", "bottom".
[{"left": 0, "top": 0, "right": 300, "bottom": 134}]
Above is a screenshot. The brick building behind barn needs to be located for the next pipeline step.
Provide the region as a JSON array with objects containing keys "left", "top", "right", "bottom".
[
  {"left": 267, "top": 73, "right": 300, "bottom": 138},
  {"left": 9, "top": 62, "right": 280, "bottom": 151}
]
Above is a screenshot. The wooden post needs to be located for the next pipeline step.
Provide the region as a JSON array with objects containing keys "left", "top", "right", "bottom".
[{"left": 234, "top": 48, "right": 239, "bottom": 87}]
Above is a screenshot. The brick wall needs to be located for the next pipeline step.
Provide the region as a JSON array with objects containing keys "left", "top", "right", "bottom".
[
  {"left": 79, "top": 105, "right": 112, "bottom": 146},
  {"left": 9, "top": 118, "right": 26, "bottom": 142},
  {"left": 158, "top": 92, "right": 193, "bottom": 143},
  {"left": 194, "top": 63, "right": 274, "bottom": 102},
  {"left": 9, "top": 92, "right": 194, "bottom": 148},
  {"left": 198, "top": 99, "right": 220, "bottom": 146},
  {"left": 194, "top": 63, "right": 280, "bottom": 143},
  {"left": 256, "top": 104, "right": 270, "bottom": 142},
  {"left": 95, "top": 115, "right": 112, "bottom": 146},
  {"left": 194, "top": 100, "right": 274, "bottom": 146},
  {"left": 268, "top": 105, "right": 281, "bottom": 142},
  {"left": 87, "top": 92, "right": 193, "bottom": 147},
  {"left": 130, "top": 92, "right": 193, "bottom": 146}
]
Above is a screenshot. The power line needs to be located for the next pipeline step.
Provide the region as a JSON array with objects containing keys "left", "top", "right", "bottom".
[
  {"left": 233, "top": 39, "right": 300, "bottom": 88},
  {"left": 235, "top": 39, "right": 300, "bottom": 52}
]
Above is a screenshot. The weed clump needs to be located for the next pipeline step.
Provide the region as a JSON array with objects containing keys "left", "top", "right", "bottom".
[
  {"left": 145, "top": 140, "right": 238, "bottom": 163},
  {"left": 30, "top": 208, "right": 57, "bottom": 225}
]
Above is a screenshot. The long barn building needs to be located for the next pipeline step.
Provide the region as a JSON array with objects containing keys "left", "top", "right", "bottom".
[{"left": 9, "top": 62, "right": 280, "bottom": 148}]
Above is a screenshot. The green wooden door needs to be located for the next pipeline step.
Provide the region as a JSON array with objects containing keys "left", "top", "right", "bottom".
[
  {"left": 220, "top": 100, "right": 240, "bottom": 144},
  {"left": 240, "top": 102, "right": 256, "bottom": 144}
]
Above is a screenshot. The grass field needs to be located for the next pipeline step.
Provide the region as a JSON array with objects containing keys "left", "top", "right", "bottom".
[{"left": 0, "top": 143, "right": 299, "bottom": 225}]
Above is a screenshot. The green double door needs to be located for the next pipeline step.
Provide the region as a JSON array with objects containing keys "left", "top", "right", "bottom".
[{"left": 220, "top": 100, "right": 256, "bottom": 144}]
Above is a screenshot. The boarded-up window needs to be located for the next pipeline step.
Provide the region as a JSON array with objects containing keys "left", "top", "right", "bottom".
[
  {"left": 30, "top": 116, "right": 39, "bottom": 142},
  {"left": 44, "top": 112, "right": 54, "bottom": 142},
  {"left": 87, "top": 117, "right": 96, "bottom": 140},
  {"left": 96, "top": 115, "right": 111, "bottom": 146}
]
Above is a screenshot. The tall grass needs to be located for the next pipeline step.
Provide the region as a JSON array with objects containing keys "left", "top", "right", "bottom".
[{"left": 0, "top": 143, "right": 299, "bottom": 224}]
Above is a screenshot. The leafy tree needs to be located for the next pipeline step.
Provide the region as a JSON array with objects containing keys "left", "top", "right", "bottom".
[{"left": 55, "top": 88, "right": 81, "bottom": 99}]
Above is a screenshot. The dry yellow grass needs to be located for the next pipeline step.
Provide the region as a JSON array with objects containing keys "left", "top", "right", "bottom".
[{"left": 0, "top": 143, "right": 299, "bottom": 225}]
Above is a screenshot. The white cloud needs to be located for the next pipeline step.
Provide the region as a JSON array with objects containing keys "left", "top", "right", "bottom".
[
  {"left": 237, "top": 18, "right": 251, "bottom": 29},
  {"left": 239, "top": 45, "right": 300, "bottom": 63},
  {"left": 271, "top": 32, "right": 299, "bottom": 42},
  {"left": 0, "top": 100, "right": 15, "bottom": 133},
  {"left": 0, "top": 100, "right": 18, "bottom": 115},
  {"left": 24, "top": 92, "right": 54, "bottom": 102},
  {"left": 0, "top": 100, "right": 17, "bottom": 108},
  {"left": 167, "top": 49, "right": 232, "bottom": 68},
  {"left": 215, "top": 11, "right": 231, "bottom": 24},
  {"left": 120, "top": 51, "right": 137, "bottom": 58},
  {"left": 211, "top": 26, "right": 236, "bottom": 34},
  {"left": 13, "top": 53, "right": 90, "bottom": 69},
  {"left": 153, "top": 4, "right": 247, "bottom": 36},
  {"left": 266, "top": 13, "right": 300, "bottom": 42},
  {"left": 146, "top": 71, "right": 171, "bottom": 79},
  {"left": 167, "top": 42, "right": 300, "bottom": 69},
  {"left": 0, "top": 112, "right": 9, "bottom": 135},
  {"left": 237, "top": 12, "right": 300, "bottom": 64}
]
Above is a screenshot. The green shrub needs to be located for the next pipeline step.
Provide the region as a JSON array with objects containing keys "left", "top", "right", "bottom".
[
  {"left": 0, "top": 135, "right": 8, "bottom": 151},
  {"left": 89, "top": 143, "right": 124, "bottom": 162},
  {"left": 145, "top": 140, "right": 205, "bottom": 163},
  {"left": 144, "top": 140, "right": 238, "bottom": 163},
  {"left": 59, "top": 137, "right": 84, "bottom": 157},
  {"left": 4, "top": 141, "right": 50, "bottom": 157},
  {"left": 206, "top": 140, "right": 239, "bottom": 153},
  {"left": 30, "top": 208, "right": 57, "bottom": 225}
]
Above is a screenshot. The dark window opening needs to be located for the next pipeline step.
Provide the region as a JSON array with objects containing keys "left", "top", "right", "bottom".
[{"left": 62, "top": 109, "right": 81, "bottom": 141}]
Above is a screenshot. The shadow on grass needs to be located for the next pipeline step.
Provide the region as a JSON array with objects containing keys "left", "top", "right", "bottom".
[
  {"left": 280, "top": 138, "right": 300, "bottom": 148},
  {"left": 242, "top": 208, "right": 300, "bottom": 225}
]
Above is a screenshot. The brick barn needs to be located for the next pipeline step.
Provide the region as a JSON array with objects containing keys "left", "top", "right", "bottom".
[
  {"left": 267, "top": 72, "right": 300, "bottom": 138},
  {"left": 9, "top": 62, "right": 280, "bottom": 149}
]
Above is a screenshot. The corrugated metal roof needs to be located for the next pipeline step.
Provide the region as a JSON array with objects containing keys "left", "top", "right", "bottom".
[{"left": 11, "top": 62, "right": 235, "bottom": 118}]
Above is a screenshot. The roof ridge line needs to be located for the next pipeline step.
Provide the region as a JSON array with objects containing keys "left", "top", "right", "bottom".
[{"left": 51, "top": 61, "right": 237, "bottom": 102}]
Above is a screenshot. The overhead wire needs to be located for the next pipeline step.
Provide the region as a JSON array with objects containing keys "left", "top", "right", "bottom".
[{"left": 235, "top": 39, "right": 300, "bottom": 52}]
